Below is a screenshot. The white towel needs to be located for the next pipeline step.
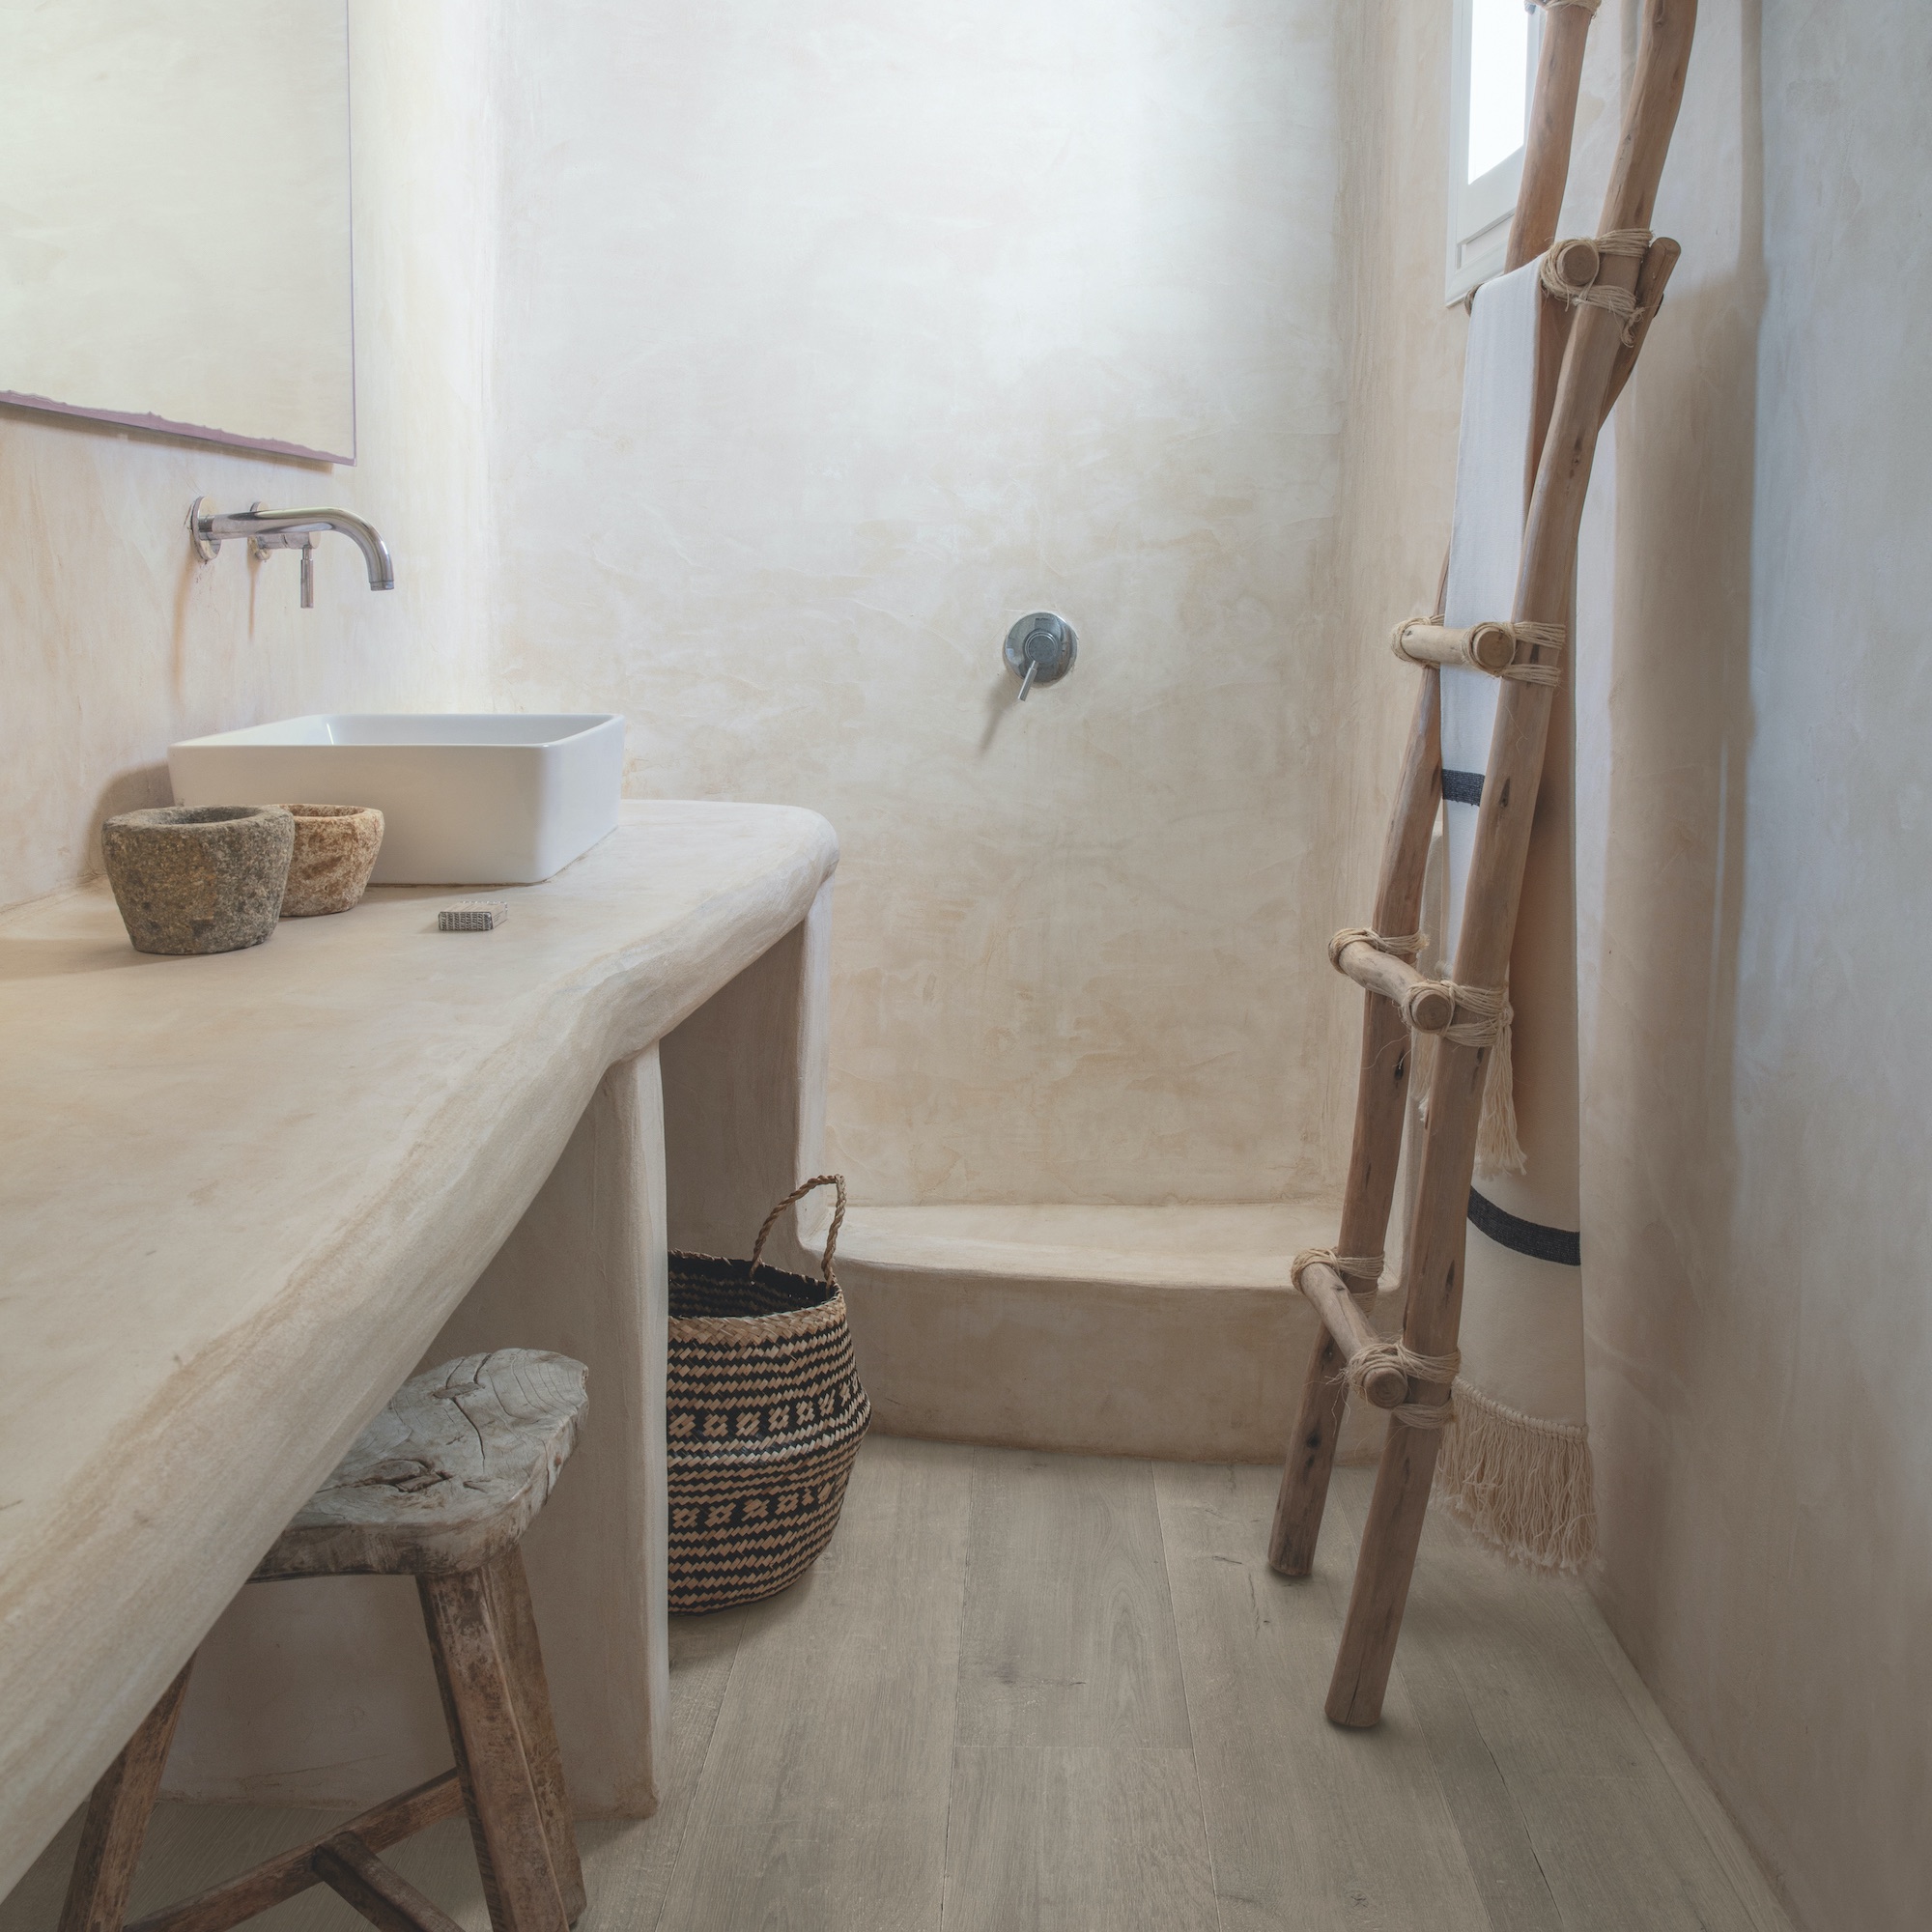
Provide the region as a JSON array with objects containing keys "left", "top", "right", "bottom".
[{"left": 1428, "top": 259, "right": 1593, "bottom": 1571}]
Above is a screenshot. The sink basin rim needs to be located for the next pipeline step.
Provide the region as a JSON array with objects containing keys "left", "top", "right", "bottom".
[
  {"left": 171, "top": 712, "right": 620, "bottom": 752},
  {"left": 168, "top": 713, "right": 626, "bottom": 887}
]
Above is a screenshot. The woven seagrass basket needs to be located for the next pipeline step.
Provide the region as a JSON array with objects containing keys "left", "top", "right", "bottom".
[{"left": 667, "top": 1175, "right": 870, "bottom": 1612}]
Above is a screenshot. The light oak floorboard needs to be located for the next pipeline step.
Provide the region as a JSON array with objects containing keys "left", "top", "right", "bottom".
[
  {"left": 649, "top": 1435, "right": 972, "bottom": 1932},
  {"left": 1155, "top": 1460, "right": 1493, "bottom": 1932},
  {"left": 377, "top": 1596, "right": 755, "bottom": 1932},
  {"left": 1319, "top": 1480, "right": 1566, "bottom": 1932},
  {"left": 6, "top": 1442, "right": 1792, "bottom": 1932},
  {"left": 957, "top": 1450, "right": 1191, "bottom": 1749},
  {"left": 563, "top": 1602, "right": 753, "bottom": 1932},
  {"left": 940, "top": 1747, "right": 1218, "bottom": 1932},
  {"left": 1375, "top": 1613, "right": 1565, "bottom": 1932},
  {"left": 1331, "top": 1469, "right": 1778, "bottom": 1932},
  {"left": 1564, "top": 1594, "right": 1796, "bottom": 1932}
]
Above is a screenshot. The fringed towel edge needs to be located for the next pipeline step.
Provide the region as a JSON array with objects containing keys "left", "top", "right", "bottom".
[{"left": 1434, "top": 1378, "right": 1596, "bottom": 1573}]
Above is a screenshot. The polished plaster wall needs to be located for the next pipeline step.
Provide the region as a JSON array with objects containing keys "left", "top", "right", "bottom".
[
  {"left": 1327, "top": 4, "right": 1465, "bottom": 920},
  {"left": 485, "top": 0, "right": 1360, "bottom": 1206},
  {"left": 0, "top": 2, "right": 495, "bottom": 915},
  {"left": 1565, "top": 5, "right": 1931, "bottom": 1927}
]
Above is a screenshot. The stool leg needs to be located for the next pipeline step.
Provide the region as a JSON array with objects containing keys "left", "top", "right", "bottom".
[
  {"left": 419, "top": 1570, "right": 569, "bottom": 1932},
  {"left": 58, "top": 1657, "right": 195, "bottom": 1932},
  {"left": 484, "top": 1552, "right": 585, "bottom": 1923}
]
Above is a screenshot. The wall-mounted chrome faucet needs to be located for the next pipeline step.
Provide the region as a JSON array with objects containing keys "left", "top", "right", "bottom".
[
  {"left": 1004, "top": 612, "right": 1077, "bottom": 701},
  {"left": 189, "top": 498, "right": 395, "bottom": 609}
]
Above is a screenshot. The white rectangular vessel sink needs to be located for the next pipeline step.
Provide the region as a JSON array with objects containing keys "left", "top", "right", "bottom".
[{"left": 169, "top": 714, "right": 625, "bottom": 885}]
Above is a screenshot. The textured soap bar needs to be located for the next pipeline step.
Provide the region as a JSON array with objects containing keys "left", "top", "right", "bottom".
[{"left": 439, "top": 899, "right": 510, "bottom": 932}]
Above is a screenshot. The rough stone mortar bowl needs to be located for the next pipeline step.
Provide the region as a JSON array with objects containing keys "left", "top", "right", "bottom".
[
  {"left": 100, "top": 805, "right": 295, "bottom": 955},
  {"left": 277, "top": 804, "right": 386, "bottom": 917}
]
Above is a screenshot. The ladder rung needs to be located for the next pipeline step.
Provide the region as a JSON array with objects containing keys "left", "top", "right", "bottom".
[
  {"left": 1391, "top": 620, "right": 1519, "bottom": 673},
  {"left": 1331, "top": 940, "right": 1455, "bottom": 1032},
  {"left": 1297, "top": 1261, "right": 1406, "bottom": 1409}
]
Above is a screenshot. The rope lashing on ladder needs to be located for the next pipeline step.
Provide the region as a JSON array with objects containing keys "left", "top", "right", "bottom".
[
  {"left": 1348, "top": 1341, "right": 1462, "bottom": 1424},
  {"left": 1406, "top": 980, "right": 1525, "bottom": 1174},
  {"left": 1540, "top": 227, "right": 1654, "bottom": 345},
  {"left": 1326, "top": 924, "right": 1425, "bottom": 966},
  {"left": 1290, "top": 1246, "right": 1384, "bottom": 1289},
  {"left": 1327, "top": 931, "right": 1510, "bottom": 1048},
  {"left": 1532, "top": 0, "right": 1602, "bottom": 14},
  {"left": 1437, "top": 980, "right": 1510, "bottom": 1049},
  {"left": 1389, "top": 617, "right": 1567, "bottom": 687},
  {"left": 1290, "top": 1250, "right": 1459, "bottom": 1431},
  {"left": 1391, "top": 1391, "right": 1458, "bottom": 1430}
]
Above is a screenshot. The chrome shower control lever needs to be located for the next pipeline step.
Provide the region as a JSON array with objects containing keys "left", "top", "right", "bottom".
[{"left": 1004, "top": 612, "right": 1077, "bottom": 702}]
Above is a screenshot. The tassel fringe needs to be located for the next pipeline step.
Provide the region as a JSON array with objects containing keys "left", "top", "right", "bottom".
[
  {"left": 1474, "top": 991, "right": 1527, "bottom": 1177},
  {"left": 1433, "top": 1379, "right": 1596, "bottom": 1573}
]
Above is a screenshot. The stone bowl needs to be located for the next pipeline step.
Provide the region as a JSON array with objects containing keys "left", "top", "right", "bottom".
[
  {"left": 100, "top": 805, "right": 296, "bottom": 955},
  {"left": 277, "top": 804, "right": 386, "bottom": 917}
]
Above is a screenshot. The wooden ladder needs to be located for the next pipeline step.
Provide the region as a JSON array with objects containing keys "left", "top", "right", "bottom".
[{"left": 1267, "top": 0, "right": 1698, "bottom": 1728}]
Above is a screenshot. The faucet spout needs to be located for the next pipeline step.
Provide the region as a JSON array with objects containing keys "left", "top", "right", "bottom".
[{"left": 190, "top": 498, "right": 396, "bottom": 591}]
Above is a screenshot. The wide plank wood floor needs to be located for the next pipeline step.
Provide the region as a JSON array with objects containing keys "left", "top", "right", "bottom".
[{"left": 2, "top": 1439, "right": 1793, "bottom": 1932}]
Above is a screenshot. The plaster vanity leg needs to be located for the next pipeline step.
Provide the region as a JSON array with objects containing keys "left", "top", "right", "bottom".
[
  {"left": 430, "top": 1046, "right": 670, "bottom": 1818},
  {"left": 163, "top": 1048, "right": 671, "bottom": 1821},
  {"left": 661, "top": 880, "right": 832, "bottom": 1267},
  {"left": 437, "top": 882, "right": 831, "bottom": 1813}
]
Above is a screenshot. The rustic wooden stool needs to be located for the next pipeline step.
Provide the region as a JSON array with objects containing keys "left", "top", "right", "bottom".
[{"left": 59, "top": 1350, "right": 591, "bottom": 1932}]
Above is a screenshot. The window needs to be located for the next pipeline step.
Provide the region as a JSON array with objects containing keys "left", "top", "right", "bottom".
[{"left": 1446, "top": 0, "right": 1542, "bottom": 302}]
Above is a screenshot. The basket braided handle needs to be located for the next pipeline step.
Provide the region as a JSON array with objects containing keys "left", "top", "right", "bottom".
[{"left": 749, "top": 1174, "right": 847, "bottom": 1288}]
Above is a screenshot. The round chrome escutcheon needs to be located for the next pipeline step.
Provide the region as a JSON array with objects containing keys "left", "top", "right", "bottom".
[{"left": 1003, "top": 612, "right": 1078, "bottom": 698}]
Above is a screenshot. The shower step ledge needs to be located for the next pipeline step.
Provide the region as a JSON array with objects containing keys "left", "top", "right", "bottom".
[{"left": 828, "top": 1201, "right": 1403, "bottom": 1465}]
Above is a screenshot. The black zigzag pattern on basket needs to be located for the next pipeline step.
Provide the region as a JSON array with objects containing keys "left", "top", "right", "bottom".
[{"left": 667, "top": 1251, "right": 871, "bottom": 1613}]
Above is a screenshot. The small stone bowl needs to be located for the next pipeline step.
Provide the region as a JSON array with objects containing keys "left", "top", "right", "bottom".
[
  {"left": 277, "top": 804, "right": 386, "bottom": 917},
  {"left": 101, "top": 805, "right": 296, "bottom": 955}
]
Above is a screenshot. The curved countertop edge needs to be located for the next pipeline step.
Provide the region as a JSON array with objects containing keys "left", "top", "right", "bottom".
[{"left": 0, "top": 800, "right": 838, "bottom": 1894}]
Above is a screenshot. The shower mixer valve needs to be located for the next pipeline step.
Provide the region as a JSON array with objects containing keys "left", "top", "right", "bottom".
[{"left": 1004, "top": 612, "right": 1078, "bottom": 701}]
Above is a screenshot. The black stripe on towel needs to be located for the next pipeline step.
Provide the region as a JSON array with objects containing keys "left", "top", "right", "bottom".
[
  {"left": 1442, "top": 767, "right": 1485, "bottom": 807},
  {"left": 1467, "top": 1188, "right": 1580, "bottom": 1266}
]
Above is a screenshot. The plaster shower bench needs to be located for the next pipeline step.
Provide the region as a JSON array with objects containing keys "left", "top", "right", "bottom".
[{"left": 0, "top": 801, "right": 838, "bottom": 1898}]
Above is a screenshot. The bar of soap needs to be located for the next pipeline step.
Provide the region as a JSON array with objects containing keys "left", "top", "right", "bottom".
[{"left": 439, "top": 899, "right": 511, "bottom": 932}]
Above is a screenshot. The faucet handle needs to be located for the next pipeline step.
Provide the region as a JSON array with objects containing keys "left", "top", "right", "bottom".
[{"left": 187, "top": 498, "right": 395, "bottom": 604}]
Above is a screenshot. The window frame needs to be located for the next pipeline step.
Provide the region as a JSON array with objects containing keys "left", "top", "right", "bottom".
[{"left": 1445, "top": 0, "right": 1543, "bottom": 304}]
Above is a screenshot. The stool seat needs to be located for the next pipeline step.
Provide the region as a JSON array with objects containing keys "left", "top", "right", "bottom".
[{"left": 254, "top": 1350, "right": 588, "bottom": 1581}]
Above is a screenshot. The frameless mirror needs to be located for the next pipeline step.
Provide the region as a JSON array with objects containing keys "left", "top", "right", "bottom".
[{"left": 0, "top": 0, "right": 355, "bottom": 462}]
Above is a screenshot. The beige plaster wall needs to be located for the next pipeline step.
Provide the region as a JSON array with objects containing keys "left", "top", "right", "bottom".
[
  {"left": 0, "top": 1, "right": 496, "bottom": 915},
  {"left": 486, "top": 0, "right": 1362, "bottom": 1206},
  {"left": 1327, "top": 4, "right": 1466, "bottom": 918},
  {"left": 1565, "top": 4, "right": 1932, "bottom": 1926}
]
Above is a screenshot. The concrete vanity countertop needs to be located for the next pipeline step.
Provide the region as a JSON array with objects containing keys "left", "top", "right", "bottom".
[{"left": 0, "top": 801, "right": 839, "bottom": 1895}]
